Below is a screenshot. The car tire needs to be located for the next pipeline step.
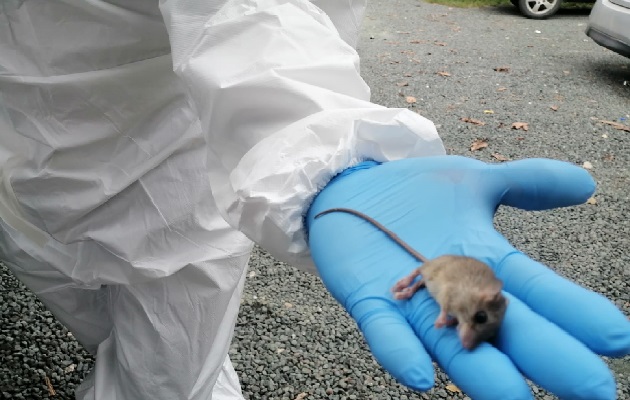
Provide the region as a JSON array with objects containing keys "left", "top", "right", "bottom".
[{"left": 518, "top": 0, "right": 563, "bottom": 18}]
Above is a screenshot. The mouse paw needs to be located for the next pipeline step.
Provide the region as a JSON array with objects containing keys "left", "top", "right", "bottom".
[
  {"left": 392, "top": 288, "right": 414, "bottom": 300},
  {"left": 391, "top": 277, "right": 415, "bottom": 293},
  {"left": 434, "top": 310, "right": 454, "bottom": 328}
]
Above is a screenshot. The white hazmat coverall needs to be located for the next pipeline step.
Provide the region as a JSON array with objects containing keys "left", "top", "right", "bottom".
[{"left": 0, "top": 1, "right": 445, "bottom": 399}]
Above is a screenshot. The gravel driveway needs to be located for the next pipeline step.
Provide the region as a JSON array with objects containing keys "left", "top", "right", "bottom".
[{"left": 1, "top": 0, "right": 629, "bottom": 399}]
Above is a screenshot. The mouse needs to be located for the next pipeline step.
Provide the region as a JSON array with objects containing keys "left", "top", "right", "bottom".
[{"left": 314, "top": 207, "right": 508, "bottom": 350}]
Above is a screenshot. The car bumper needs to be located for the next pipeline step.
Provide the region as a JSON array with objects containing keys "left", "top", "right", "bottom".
[{"left": 586, "top": 0, "right": 630, "bottom": 58}]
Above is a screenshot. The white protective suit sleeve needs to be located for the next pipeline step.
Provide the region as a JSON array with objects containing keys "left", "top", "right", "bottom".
[
  {"left": 0, "top": 1, "right": 444, "bottom": 399},
  {"left": 158, "top": 0, "right": 446, "bottom": 273}
]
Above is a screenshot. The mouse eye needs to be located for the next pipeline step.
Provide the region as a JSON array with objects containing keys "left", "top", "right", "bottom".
[{"left": 473, "top": 311, "right": 487, "bottom": 324}]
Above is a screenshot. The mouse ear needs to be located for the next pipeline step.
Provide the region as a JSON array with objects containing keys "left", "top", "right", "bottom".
[{"left": 481, "top": 288, "right": 505, "bottom": 307}]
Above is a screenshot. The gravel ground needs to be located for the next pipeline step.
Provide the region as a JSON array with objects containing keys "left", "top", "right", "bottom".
[{"left": 1, "top": 0, "right": 629, "bottom": 399}]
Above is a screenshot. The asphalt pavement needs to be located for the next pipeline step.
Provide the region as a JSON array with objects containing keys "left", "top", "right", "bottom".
[{"left": 1, "top": 0, "right": 629, "bottom": 399}]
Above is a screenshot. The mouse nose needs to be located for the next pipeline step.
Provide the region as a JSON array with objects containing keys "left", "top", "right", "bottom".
[{"left": 458, "top": 325, "right": 478, "bottom": 350}]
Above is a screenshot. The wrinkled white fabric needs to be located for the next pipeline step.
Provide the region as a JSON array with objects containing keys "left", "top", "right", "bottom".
[
  {"left": 159, "top": 0, "right": 445, "bottom": 272},
  {"left": 0, "top": 0, "right": 445, "bottom": 399}
]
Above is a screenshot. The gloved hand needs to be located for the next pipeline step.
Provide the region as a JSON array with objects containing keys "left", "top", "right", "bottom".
[{"left": 307, "top": 155, "right": 630, "bottom": 400}]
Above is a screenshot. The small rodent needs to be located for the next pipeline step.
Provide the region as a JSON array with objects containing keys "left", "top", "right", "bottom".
[{"left": 314, "top": 207, "right": 508, "bottom": 350}]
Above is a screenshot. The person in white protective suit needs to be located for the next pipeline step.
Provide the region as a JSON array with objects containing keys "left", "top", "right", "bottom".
[
  {"left": 0, "top": 1, "right": 436, "bottom": 398},
  {"left": 2, "top": 1, "right": 630, "bottom": 400}
]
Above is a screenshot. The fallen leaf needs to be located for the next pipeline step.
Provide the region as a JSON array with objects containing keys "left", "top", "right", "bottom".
[
  {"left": 410, "top": 39, "right": 426, "bottom": 44},
  {"left": 470, "top": 138, "right": 489, "bottom": 151},
  {"left": 277, "top": 348, "right": 285, "bottom": 353},
  {"left": 461, "top": 117, "right": 485, "bottom": 126},
  {"left": 434, "top": 41, "right": 448, "bottom": 46},
  {"left": 64, "top": 364, "right": 76, "bottom": 373},
  {"left": 494, "top": 66, "right": 510, "bottom": 72},
  {"left": 437, "top": 71, "right": 451, "bottom": 77},
  {"left": 550, "top": 105, "right": 559, "bottom": 111},
  {"left": 45, "top": 376, "right": 56, "bottom": 396},
  {"left": 512, "top": 122, "right": 529, "bottom": 131},
  {"left": 602, "top": 154, "right": 615, "bottom": 161},
  {"left": 404, "top": 73, "right": 413, "bottom": 77},
  {"left": 492, "top": 152, "right": 510, "bottom": 161},
  {"left": 446, "top": 384, "right": 462, "bottom": 393},
  {"left": 563, "top": 70, "right": 571, "bottom": 75},
  {"left": 582, "top": 161, "right": 593, "bottom": 170},
  {"left": 516, "top": 136, "right": 525, "bottom": 140},
  {"left": 405, "top": 96, "right": 417, "bottom": 104},
  {"left": 599, "top": 120, "right": 630, "bottom": 132},
  {"left": 284, "top": 302, "right": 293, "bottom": 308},
  {"left": 397, "top": 81, "right": 409, "bottom": 87},
  {"left": 497, "top": 87, "right": 507, "bottom": 92},
  {"left": 586, "top": 197, "right": 597, "bottom": 205},
  {"left": 295, "top": 393, "right": 308, "bottom": 400},
  {"left": 483, "top": 110, "right": 494, "bottom": 114},
  {"left": 602, "top": 133, "right": 608, "bottom": 138}
]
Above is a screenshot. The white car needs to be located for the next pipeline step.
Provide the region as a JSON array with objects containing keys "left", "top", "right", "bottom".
[{"left": 586, "top": 0, "right": 630, "bottom": 58}]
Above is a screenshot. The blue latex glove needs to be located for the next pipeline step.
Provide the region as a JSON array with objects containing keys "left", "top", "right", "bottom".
[{"left": 307, "top": 156, "right": 630, "bottom": 400}]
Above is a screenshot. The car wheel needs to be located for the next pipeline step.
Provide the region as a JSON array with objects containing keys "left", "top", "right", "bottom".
[{"left": 518, "top": 0, "right": 563, "bottom": 18}]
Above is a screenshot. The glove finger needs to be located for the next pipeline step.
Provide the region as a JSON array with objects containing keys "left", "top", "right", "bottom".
[
  {"left": 495, "top": 293, "right": 616, "bottom": 400},
  {"left": 350, "top": 298, "right": 435, "bottom": 391},
  {"left": 402, "top": 292, "right": 533, "bottom": 400},
  {"left": 495, "top": 251, "right": 630, "bottom": 357},
  {"left": 492, "top": 158, "right": 595, "bottom": 210}
]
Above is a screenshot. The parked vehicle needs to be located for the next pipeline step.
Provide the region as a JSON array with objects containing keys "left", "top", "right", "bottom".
[
  {"left": 586, "top": 0, "right": 630, "bottom": 58},
  {"left": 511, "top": 0, "right": 593, "bottom": 19}
]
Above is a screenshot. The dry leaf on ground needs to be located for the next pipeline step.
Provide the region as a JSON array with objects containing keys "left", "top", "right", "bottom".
[
  {"left": 295, "top": 393, "right": 308, "bottom": 400},
  {"left": 494, "top": 66, "right": 510, "bottom": 72},
  {"left": 603, "top": 154, "right": 615, "bottom": 161},
  {"left": 550, "top": 105, "right": 559, "bottom": 111},
  {"left": 437, "top": 71, "right": 451, "bottom": 77},
  {"left": 470, "top": 138, "right": 489, "bottom": 151},
  {"left": 586, "top": 197, "right": 597, "bottom": 205},
  {"left": 497, "top": 87, "right": 507, "bottom": 92},
  {"left": 599, "top": 120, "right": 630, "bottom": 132},
  {"left": 492, "top": 153, "right": 510, "bottom": 161},
  {"left": 461, "top": 117, "right": 485, "bottom": 126},
  {"left": 434, "top": 41, "right": 448, "bottom": 46},
  {"left": 45, "top": 376, "right": 56, "bottom": 396},
  {"left": 397, "top": 81, "right": 409, "bottom": 87},
  {"left": 512, "top": 122, "right": 529, "bottom": 131},
  {"left": 582, "top": 161, "right": 593, "bottom": 170},
  {"left": 446, "top": 384, "right": 462, "bottom": 393},
  {"left": 405, "top": 96, "right": 417, "bottom": 104},
  {"left": 484, "top": 110, "right": 494, "bottom": 114}
]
